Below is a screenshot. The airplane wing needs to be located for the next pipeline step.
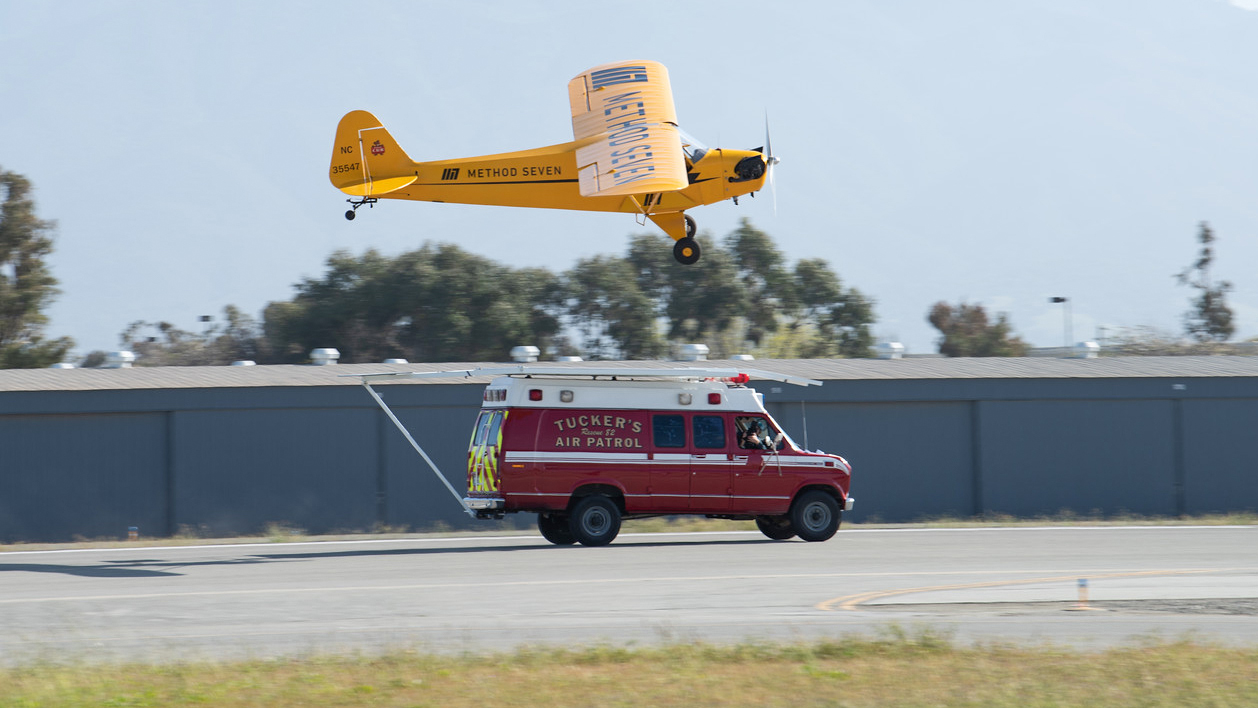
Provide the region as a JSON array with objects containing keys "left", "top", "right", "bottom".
[{"left": 567, "top": 60, "right": 689, "bottom": 198}]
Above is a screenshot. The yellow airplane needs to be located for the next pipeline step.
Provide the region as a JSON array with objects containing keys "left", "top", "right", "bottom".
[{"left": 329, "top": 60, "right": 777, "bottom": 264}]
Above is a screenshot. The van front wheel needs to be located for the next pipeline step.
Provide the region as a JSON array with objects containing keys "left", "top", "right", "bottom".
[
  {"left": 538, "top": 512, "right": 576, "bottom": 545},
  {"left": 790, "top": 490, "right": 840, "bottom": 542},
  {"left": 569, "top": 495, "right": 621, "bottom": 546},
  {"left": 755, "top": 515, "right": 796, "bottom": 540}
]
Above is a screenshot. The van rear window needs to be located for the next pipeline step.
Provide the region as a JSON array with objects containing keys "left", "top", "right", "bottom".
[
  {"left": 652, "top": 414, "right": 685, "bottom": 448},
  {"left": 472, "top": 412, "right": 492, "bottom": 446}
]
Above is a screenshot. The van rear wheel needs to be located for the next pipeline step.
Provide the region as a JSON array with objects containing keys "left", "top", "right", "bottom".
[
  {"left": 755, "top": 515, "right": 796, "bottom": 540},
  {"left": 569, "top": 495, "right": 621, "bottom": 546},
  {"left": 538, "top": 512, "right": 576, "bottom": 545},
  {"left": 790, "top": 490, "right": 840, "bottom": 542}
]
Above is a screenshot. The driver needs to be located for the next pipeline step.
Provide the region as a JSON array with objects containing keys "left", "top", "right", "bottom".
[{"left": 742, "top": 419, "right": 783, "bottom": 451}]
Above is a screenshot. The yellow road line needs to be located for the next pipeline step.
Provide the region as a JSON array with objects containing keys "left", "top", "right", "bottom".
[{"left": 815, "top": 568, "right": 1232, "bottom": 612}]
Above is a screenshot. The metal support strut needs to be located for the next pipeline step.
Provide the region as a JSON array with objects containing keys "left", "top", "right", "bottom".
[{"left": 361, "top": 381, "right": 475, "bottom": 518}]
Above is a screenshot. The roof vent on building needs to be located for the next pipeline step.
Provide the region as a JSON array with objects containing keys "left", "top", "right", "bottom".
[
  {"left": 511, "top": 345, "right": 540, "bottom": 363},
  {"left": 310, "top": 348, "right": 340, "bottom": 365},
  {"left": 103, "top": 351, "right": 136, "bottom": 369},
  {"left": 230, "top": 360, "right": 256, "bottom": 366},
  {"left": 555, "top": 355, "right": 583, "bottom": 362},
  {"left": 679, "top": 343, "right": 709, "bottom": 361},
  {"left": 730, "top": 354, "right": 755, "bottom": 361},
  {"left": 49, "top": 362, "right": 76, "bottom": 369},
  {"left": 875, "top": 342, "right": 905, "bottom": 360},
  {"left": 383, "top": 358, "right": 409, "bottom": 364},
  {"left": 1073, "top": 341, "right": 1100, "bottom": 359}
]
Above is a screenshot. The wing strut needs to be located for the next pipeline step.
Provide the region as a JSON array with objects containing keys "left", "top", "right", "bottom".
[{"left": 360, "top": 381, "right": 475, "bottom": 518}]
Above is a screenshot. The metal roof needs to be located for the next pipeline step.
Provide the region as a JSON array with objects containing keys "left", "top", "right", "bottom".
[{"left": 3, "top": 356, "right": 1258, "bottom": 393}]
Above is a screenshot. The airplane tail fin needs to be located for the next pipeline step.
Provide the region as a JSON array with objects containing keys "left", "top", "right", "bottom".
[{"left": 330, "top": 110, "right": 418, "bottom": 197}]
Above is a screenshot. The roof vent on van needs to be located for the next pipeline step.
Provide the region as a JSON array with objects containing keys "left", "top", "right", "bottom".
[
  {"left": 383, "top": 358, "right": 409, "bottom": 364},
  {"left": 230, "top": 360, "right": 256, "bottom": 366},
  {"left": 511, "top": 345, "right": 540, "bottom": 363},
  {"left": 679, "top": 343, "right": 709, "bottom": 361},
  {"left": 555, "top": 355, "right": 583, "bottom": 362},
  {"left": 730, "top": 354, "right": 755, "bottom": 361},
  {"left": 310, "top": 348, "right": 340, "bottom": 365}
]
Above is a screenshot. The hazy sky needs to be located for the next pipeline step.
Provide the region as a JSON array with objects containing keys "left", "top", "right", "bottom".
[{"left": 3, "top": 0, "right": 1257, "bottom": 358}]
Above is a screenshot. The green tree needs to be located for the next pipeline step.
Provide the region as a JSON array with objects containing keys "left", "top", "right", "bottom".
[
  {"left": 120, "top": 305, "right": 262, "bottom": 366},
  {"left": 565, "top": 255, "right": 666, "bottom": 359},
  {"left": 264, "top": 244, "right": 563, "bottom": 363},
  {"left": 789, "top": 259, "right": 874, "bottom": 358},
  {"left": 0, "top": 168, "right": 73, "bottom": 368},
  {"left": 725, "top": 218, "right": 794, "bottom": 347},
  {"left": 928, "top": 301, "right": 1027, "bottom": 357},
  {"left": 1176, "top": 221, "right": 1234, "bottom": 343}
]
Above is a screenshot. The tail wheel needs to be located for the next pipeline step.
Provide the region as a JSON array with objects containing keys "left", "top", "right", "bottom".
[
  {"left": 673, "top": 236, "right": 701, "bottom": 265},
  {"left": 538, "top": 512, "right": 576, "bottom": 545},
  {"left": 755, "top": 515, "right": 796, "bottom": 541},
  {"left": 790, "top": 490, "right": 840, "bottom": 542},
  {"left": 568, "top": 495, "right": 621, "bottom": 546},
  {"left": 344, "top": 210, "right": 356, "bottom": 221}
]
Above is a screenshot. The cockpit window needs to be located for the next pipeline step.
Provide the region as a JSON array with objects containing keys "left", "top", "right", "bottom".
[{"left": 678, "top": 127, "right": 708, "bottom": 163}]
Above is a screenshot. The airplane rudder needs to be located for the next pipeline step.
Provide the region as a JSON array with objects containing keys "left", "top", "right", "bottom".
[{"left": 330, "top": 110, "right": 381, "bottom": 192}]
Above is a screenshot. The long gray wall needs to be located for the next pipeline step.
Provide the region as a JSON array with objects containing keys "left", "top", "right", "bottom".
[{"left": 2, "top": 376, "right": 1256, "bottom": 542}]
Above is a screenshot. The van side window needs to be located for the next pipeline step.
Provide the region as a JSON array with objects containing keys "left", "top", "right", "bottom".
[
  {"left": 652, "top": 414, "right": 686, "bottom": 448},
  {"left": 693, "top": 415, "right": 725, "bottom": 449}
]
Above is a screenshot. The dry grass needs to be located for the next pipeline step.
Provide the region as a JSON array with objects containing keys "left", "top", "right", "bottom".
[{"left": 4, "top": 634, "right": 1256, "bottom": 707}]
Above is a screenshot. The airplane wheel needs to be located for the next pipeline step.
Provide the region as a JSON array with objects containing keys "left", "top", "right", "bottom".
[
  {"left": 673, "top": 236, "right": 701, "bottom": 265},
  {"left": 684, "top": 213, "right": 696, "bottom": 237},
  {"left": 345, "top": 210, "right": 356, "bottom": 221}
]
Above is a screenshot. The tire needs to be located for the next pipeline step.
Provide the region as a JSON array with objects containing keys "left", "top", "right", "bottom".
[
  {"left": 790, "top": 490, "right": 840, "bottom": 542},
  {"left": 673, "top": 236, "right": 701, "bottom": 265},
  {"left": 755, "top": 515, "right": 796, "bottom": 540},
  {"left": 568, "top": 495, "right": 621, "bottom": 546},
  {"left": 683, "top": 213, "right": 697, "bottom": 237},
  {"left": 538, "top": 512, "right": 576, "bottom": 545}
]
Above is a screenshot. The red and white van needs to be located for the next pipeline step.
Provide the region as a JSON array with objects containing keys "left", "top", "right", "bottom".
[
  {"left": 355, "top": 365, "right": 853, "bottom": 546},
  {"left": 465, "top": 366, "right": 854, "bottom": 545}
]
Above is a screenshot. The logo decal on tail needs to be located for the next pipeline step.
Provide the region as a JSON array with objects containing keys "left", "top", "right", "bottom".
[{"left": 371, "top": 140, "right": 385, "bottom": 156}]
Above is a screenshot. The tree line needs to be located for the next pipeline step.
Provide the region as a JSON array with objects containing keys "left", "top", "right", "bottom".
[
  {"left": 0, "top": 167, "right": 1246, "bottom": 368},
  {"left": 114, "top": 220, "right": 875, "bottom": 366}
]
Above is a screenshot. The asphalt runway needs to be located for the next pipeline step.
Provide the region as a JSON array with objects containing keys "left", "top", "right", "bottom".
[{"left": 2, "top": 526, "right": 1256, "bottom": 664}]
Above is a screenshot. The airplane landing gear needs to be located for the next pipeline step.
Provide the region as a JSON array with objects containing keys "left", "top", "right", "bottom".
[
  {"left": 345, "top": 197, "right": 378, "bottom": 220},
  {"left": 672, "top": 214, "right": 700, "bottom": 264},
  {"left": 673, "top": 236, "right": 700, "bottom": 265}
]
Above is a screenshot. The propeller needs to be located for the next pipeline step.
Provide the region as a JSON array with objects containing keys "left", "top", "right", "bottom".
[{"left": 764, "top": 114, "right": 780, "bottom": 214}]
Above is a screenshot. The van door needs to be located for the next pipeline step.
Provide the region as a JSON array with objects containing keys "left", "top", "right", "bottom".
[
  {"left": 731, "top": 415, "right": 793, "bottom": 515},
  {"left": 467, "top": 409, "right": 506, "bottom": 495},
  {"left": 688, "top": 414, "right": 731, "bottom": 512},
  {"left": 648, "top": 413, "right": 690, "bottom": 512}
]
